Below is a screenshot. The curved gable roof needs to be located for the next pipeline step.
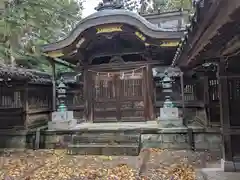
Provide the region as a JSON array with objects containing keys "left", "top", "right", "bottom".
[{"left": 41, "top": 9, "right": 184, "bottom": 52}]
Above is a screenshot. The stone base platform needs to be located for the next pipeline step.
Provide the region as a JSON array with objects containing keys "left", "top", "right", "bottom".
[
  {"left": 0, "top": 121, "right": 222, "bottom": 157},
  {"left": 66, "top": 131, "right": 141, "bottom": 156},
  {"left": 43, "top": 121, "right": 222, "bottom": 156}
]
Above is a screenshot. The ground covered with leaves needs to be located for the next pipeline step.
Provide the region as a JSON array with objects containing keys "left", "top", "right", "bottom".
[{"left": 0, "top": 148, "right": 219, "bottom": 180}]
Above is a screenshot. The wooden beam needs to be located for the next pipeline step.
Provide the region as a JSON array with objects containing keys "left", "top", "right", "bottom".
[
  {"left": 87, "top": 60, "right": 164, "bottom": 71},
  {"left": 177, "top": 0, "right": 222, "bottom": 66},
  {"left": 88, "top": 51, "right": 145, "bottom": 64},
  {"left": 222, "top": 36, "right": 240, "bottom": 55},
  {"left": 186, "top": 0, "right": 240, "bottom": 67},
  {"left": 47, "top": 57, "right": 76, "bottom": 69}
]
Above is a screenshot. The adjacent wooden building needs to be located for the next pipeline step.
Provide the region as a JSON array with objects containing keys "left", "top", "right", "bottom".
[
  {"left": 0, "top": 65, "right": 52, "bottom": 129},
  {"left": 173, "top": 0, "right": 240, "bottom": 172}
]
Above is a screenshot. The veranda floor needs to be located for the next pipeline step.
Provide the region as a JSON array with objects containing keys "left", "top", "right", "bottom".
[{"left": 72, "top": 120, "right": 208, "bottom": 131}]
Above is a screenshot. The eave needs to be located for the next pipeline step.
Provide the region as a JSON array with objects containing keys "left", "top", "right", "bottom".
[
  {"left": 42, "top": 9, "right": 184, "bottom": 53},
  {"left": 172, "top": 0, "right": 240, "bottom": 69}
]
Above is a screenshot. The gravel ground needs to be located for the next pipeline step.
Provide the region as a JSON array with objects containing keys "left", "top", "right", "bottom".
[{"left": 0, "top": 149, "right": 221, "bottom": 180}]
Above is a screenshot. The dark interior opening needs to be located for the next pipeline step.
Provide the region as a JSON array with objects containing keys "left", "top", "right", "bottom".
[{"left": 91, "top": 54, "right": 146, "bottom": 65}]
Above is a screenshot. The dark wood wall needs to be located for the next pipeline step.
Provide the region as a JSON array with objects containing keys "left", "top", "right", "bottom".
[
  {"left": 153, "top": 71, "right": 223, "bottom": 126},
  {"left": 65, "top": 83, "right": 84, "bottom": 122},
  {"left": 0, "top": 81, "right": 52, "bottom": 129},
  {"left": 218, "top": 60, "right": 240, "bottom": 171}
]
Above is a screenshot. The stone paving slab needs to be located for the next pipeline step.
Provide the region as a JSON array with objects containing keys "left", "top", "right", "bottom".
[{"left": 198, "top": 168, "right": 240, "bottom": 180}]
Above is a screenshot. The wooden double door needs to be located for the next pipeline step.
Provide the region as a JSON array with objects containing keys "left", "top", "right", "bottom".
[{"left": 91, "top": 68, "right": 148, "bottom": 122}]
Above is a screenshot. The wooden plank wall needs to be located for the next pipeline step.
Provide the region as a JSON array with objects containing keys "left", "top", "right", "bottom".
[
  {"left": 26, "top": 84, "right": 52, "bottom": 128},
  {"left": 65, "top": 84, "right": 84, "bottom": 122},
  {"left": 0, "top": 81, "right": 52, "bottom": 129}
]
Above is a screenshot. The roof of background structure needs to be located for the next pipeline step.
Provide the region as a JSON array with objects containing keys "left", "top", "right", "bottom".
[
  {"left": 58, "top": 72, "right": 83, "bottom": 84},
  {"left": 0, "top": 65, "right": 52, "bottom": 84}
]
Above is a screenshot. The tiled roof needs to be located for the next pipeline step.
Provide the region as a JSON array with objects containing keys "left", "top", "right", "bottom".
[{"left": 0, "top": 65, "right": 52, "bottom": 84}]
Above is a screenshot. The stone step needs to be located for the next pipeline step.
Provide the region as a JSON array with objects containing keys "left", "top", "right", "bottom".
[
  {"left": 67, "top": 144, "right": 140, "bottom": 156},
  {"left": 72, "top": 133, "right": 140, "bottom": 144}
]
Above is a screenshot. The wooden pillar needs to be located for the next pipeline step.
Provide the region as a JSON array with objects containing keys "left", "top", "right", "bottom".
[
  {"left": 23, "top": 82, "right": 29, "bottom": 128},
  {"left": 143, "top": 67, "right": 148, "bottom": 120},
  {"left": 83, "top": 67, "right": 88, "bottom": 122},
  {"left": 83, "top": 66, "right": 92, "bottom": 122},
  {"left": 218, "top": 59, "right": 234, "bottom": 171},
  {"left": 50, "top": 59, "right": 56, "bottom": 111},
  {"left": 115, "top": 75, "right": 121, "bottom": 121},
  {"left": 180, "top": 71, "right": 186, "bottom": 125},
  {"left": 203, "top": 76, "right": 209, "bottom": 105},
  {"left": 203, "top": 75, "right": 210, "bottom": 126},
  {"left": 146, "top": 64, "right": 154, "bottom": 120}
]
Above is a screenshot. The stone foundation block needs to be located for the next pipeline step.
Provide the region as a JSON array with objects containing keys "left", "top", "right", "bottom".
[
  {"left": 67, "top": 144, "right": 139, "bottom": 156},
  {"left": 48, "top": 119, "right": 77, "bottom": 130},
  {"left": 51, "top": 111, "right": 74, "bottom": 121},
  {"left": 0, "top": 130, "right": 28, "bottom": 148},
  {"left": 141, "top": 133, "right": 189, "bottom": 149},
  {"left": 221, "top": 159, "right": 236, "bottom": 172},
  {"left": 157, "top": 118, "right": 183, "bottom": 127},
  {"left": 194, "top": 133, "right": 222, "bottom": 150}
]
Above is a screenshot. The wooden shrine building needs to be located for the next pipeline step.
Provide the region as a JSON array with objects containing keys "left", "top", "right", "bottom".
[
  {"left": 41, "top": 0, "right": 187, "bottom": 123},
  {"left": 172, "top": 0, "right": 240, "bottom": 172},
  {"left": 0, "top": 65, "right": 52, "bottom": 130}
]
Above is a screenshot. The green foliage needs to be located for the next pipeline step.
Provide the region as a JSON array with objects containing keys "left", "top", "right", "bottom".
[
  {"left": 120, "top": 0, "right": 140, "bottom": 11},
  {"left": 0, "top": 0, "right": 83, "bottom": 73}
]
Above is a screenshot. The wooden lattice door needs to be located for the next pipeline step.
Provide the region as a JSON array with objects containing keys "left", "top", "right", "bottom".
[
  {"left": 208, "top": 78, "right": 220, "bottom": 125},
  {"left": 92, "top": 68, "right": 147, "bottom": 122},
  {"left": 118, "top": 69, "right": 145, "bottom": 121},
  {"left": 92, "top": 73, "right": 118, "bottom": 122}
]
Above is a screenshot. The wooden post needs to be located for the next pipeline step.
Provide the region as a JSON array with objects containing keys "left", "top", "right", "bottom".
[
  {"left": 180, "top": 71, "right": 186, "bottom": 126},
  {"left": 143, "top": 67, "right": 148, "bottom": 121},
  {"left": 50, "top": 59, "right": 56, "bottom": 112},
  {"left": 146, "top": 64, "right": 154, "bottom": 120},
  {"left": 203, "top": 75, "right": 210, "bottom": 126},
  {"left": 23, "top": 82, "right": 29, "bottom": 128},
  {"left": 115, "top": 75, "right": 121, "bottom": 121},
  {"left": 218, "top": 59, "right": 234, "bottom": 171},
  {"left": 83, "top": 66, "right": 90, "bottom": 122}
]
